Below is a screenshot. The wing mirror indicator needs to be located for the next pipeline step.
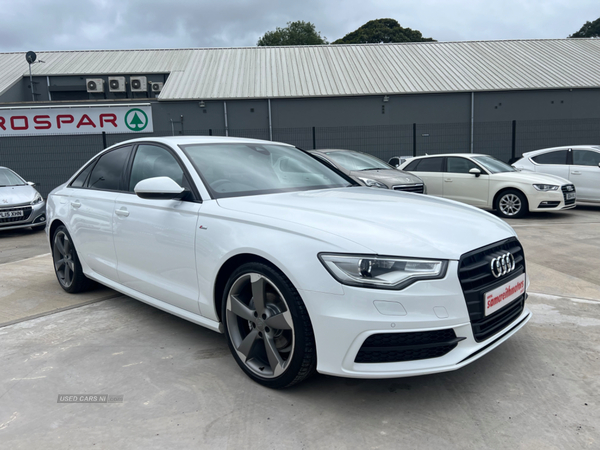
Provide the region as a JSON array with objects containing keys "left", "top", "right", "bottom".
[
  {"left": 469, "top": 168, "right": 481, "bottom": 177},
  {"left": 134, "top": 176, "right": 187, "bottom": 200}
]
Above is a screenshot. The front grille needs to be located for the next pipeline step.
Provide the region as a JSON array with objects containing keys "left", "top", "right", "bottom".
[
  {"left": 393, "top": 183, "right": 425, "bottom": 194},
  {"left": 355, "top": 329, "right": 464, "bottom": 363},
  {"left": 0, "top": 206, "right": 32, "bottom": 225},
  {"left": 561, "top": 185, "right": 576, "bottom": 205},
  {"left": 458, "top": 238, "right": 526, "bottom": 342}
]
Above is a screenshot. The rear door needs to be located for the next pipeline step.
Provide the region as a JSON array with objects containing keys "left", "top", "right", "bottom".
[
  {"left": 531, "top": 149, "right": 570, "bottom": 179},
  {"left": 113, "top": 143, "right": 203, "bottom": 314},
  {"left": 402, "top": 157, "right": 444, "bottom": 196},
  {"left": 570, "top": 149, "right": 600, "bottom": 201},
  {"left": 442, "top": 157, "right": 489, "bottom": 206},
  {"left": 68, "top": 145, "right": 133, "bottom": 282}
]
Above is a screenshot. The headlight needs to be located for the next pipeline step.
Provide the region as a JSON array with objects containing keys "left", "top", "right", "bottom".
[
  {"left": 532, "top": 184, "right": 559, "bottom": 191},
  {"left": 357, "top": 177, "right": 388, "bottom": 189},
  {"left": 318, "top": 253, "right": 447, "bottom": 290},
  {"left": 31, "top": 193, "right": 44, "bottom": 205}
]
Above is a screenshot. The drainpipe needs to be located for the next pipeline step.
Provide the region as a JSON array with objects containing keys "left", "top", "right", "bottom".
[
  {"left": 224, "top": 101, "right": 229, "bottom": 137},
  {"left": 470, "top": 92, "right": 475, "bottom": 153},
  {"left": 268, "top": 99, "right": 273, "bottom": 141}
]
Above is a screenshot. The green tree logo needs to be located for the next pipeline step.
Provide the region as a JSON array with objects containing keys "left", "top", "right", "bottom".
[{"left": 124, "top": 108, "right": 149, "bottom": 131}]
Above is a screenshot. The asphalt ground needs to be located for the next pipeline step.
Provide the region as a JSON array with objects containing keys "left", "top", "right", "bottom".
[{"left": 0, "top": 205, "right": 599, "bottom": 449}]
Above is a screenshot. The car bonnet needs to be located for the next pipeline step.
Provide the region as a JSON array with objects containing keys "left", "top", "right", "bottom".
[{"left": 216, "top": 187, "right": 516, "bottom": 260}]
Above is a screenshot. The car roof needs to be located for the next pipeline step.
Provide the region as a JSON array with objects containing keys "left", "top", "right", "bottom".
[
  {"left": 407, "top": 153, "right": 490, "bottom": 159},
  {"left": 111, "top": 135, "right": 294, "bottom": 148},
  {"left": 311, "top": 148, "right": 363, "bottom": 154},
  {"left": 522, "top": 145, "right": 600, "bottom": 157}
]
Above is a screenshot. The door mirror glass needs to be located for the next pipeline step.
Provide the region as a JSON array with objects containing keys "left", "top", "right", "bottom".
[{"left": 134, "top": 176, "right": 186, "bottom": 200}]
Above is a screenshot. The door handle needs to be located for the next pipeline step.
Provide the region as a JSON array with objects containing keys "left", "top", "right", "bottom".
[
  {"left": 571, "top": 171, "right": 581, "bottom": 175},
  {"left": 444, "top": 178, "right": 453, "bottom": 182},
  {"left": 70, "top": 200, "right": 81, "bottom": 209},
  {"left": 115, "top": 208, "right": 130, "bottom": 217}
]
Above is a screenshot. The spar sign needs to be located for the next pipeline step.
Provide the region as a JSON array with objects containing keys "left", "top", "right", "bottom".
[{"left": 0, "top": 104, "right": 153, "bottom": 136}]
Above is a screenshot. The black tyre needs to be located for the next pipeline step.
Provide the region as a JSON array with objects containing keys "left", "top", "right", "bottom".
[
  {"left": 496, "top": 189, "right": 528, "bottom": 219},
  {"left": 52, "top": 225, "right": 95, "bottom": 293},
  {"left": 222, "top": 262, "right": 316, "bottom": 389}
]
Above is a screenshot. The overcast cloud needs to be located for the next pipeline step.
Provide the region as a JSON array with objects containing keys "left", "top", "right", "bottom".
[{"left": 0, "top": 0, "right": 598, "bottom": 53}]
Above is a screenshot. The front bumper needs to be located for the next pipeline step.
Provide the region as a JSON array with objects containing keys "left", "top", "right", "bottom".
[
  {"left": 528, "top": 186, "right": 576, "bottom": 212},
  {"left": 0, "top": 201, "right": 46, "bottom": 231},
  {"left": 301, "top": 260, "right": 531, "bottom": 378}
]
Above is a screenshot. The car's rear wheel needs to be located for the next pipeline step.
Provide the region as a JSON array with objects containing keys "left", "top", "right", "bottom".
[
  {"left": 222, "top": 262, "right": 316, "bottom": 388},
  {"left": 52, "top": 225, "right": 95, "bottom": 293},
  {"left": 496, "top": 189, "right": 528, "bottom": 219}
]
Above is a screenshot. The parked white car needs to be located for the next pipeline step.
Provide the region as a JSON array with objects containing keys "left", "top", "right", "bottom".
[
  {"left": 0, "top": 166, "right": 46, "bottom": 231},
  {"left": 512, "top": 146, "right": 600, "bottom": 203},
  {"left": 399, "top": 153, "right": 576, "bottom": 218},
  {"left": 47, "top": 137, "right": 531, "bottom": 388}
]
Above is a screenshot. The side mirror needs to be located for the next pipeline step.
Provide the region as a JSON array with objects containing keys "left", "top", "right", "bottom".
[
  {"left": 27, "top": 181, "right": 38, "bottom": 186},
  {"left": 469, "top": 168, "right": 481, "bottom": 177},
  {"left": 134, "top": 176, "right": 186, "bottom": 200}
]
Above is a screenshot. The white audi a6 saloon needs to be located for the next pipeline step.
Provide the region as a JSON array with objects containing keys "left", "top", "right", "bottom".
[{"left": 46, "top": 136, "right": 531, "bottom": 388}]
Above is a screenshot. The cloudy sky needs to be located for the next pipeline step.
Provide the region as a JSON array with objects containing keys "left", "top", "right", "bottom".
[{"left": 0, "top": 0, "right": 598, "bottom": 53}]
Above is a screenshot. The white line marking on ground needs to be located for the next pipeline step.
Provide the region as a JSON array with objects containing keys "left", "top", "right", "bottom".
[
  {"left": 529, "top": 291, "right": 600, "bottom": 305},
  {"left": 0, "top": 253, "right": 51, "bottom": 267}
]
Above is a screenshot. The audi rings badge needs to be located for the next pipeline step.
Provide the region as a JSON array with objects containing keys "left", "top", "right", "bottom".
[{"left": 490, "top": 253, "right": 515, "bottom": 278}]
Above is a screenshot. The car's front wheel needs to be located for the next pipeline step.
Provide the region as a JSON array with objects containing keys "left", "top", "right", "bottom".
[
  {"left": 52, "top": 225, "right": 95, "bottom": 293},
  {"left": 496, "top": 189, "right": 528, "bottom": 219},
  {"left": 222, "top": 262, "right": 316, "bottom": 388}
]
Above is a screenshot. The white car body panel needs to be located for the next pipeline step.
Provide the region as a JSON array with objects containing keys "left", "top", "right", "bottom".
[
  {"left": 46, "top": 137, "right": 532, "bottom": 380},
  {"left": 513, "top": 145, "right": 600, "bottom": 202}
]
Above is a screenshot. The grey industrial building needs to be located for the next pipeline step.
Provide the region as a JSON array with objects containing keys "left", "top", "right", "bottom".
[{"left": 1, "top": 38, "right": 600, "bottom": 195}]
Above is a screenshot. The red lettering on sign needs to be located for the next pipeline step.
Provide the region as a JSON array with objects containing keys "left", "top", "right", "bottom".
[
  {"left": 10, "top": 116, "right": 29, "bottom": 130},
  {"left": 0, "top": 116, "right": 5, "bottom": 130},
  {"left": 76, "top": 114, "right": 96, "bottom": 128},
  {"left": 56, "top": 114, "right": 74, "bottom": 128},
  {"left": 33, "top": 115, "right": 51, "bottom": 130},
  {"left": 99, "top": 114, "right": 117, "bottom": 128}
]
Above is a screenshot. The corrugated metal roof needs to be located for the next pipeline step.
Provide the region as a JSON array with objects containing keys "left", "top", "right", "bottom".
[{"left": 1, "top": 39, "right": 600, "bottom": 100}]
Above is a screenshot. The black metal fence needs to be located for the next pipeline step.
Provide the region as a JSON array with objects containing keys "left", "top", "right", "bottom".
[{"left": 1, "top": 118, "right": 600, "bottom": 197}]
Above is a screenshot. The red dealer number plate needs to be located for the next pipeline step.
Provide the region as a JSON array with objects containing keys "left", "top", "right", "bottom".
[{"left": 484, "top": 273, "right": 526, "bottom": 316}]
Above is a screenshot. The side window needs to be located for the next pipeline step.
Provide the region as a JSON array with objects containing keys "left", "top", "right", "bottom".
[
  {"left": 129, "top": 145, "right": 185, "bottom": 192},
  {"left": 446, "top": 157, "right": 479, "bottom": 174},
  {"left": 88, "top": 146, "right": 132, "bottom": 191},
  {"left": 572, "top": 150, "right": 600, "bottom": 167},
  {"left": 70, "top": 162, "right": 95, "bottom": 188},
  {"left": 411, "top": 157, "right": 443, "bottom": 172},
  {"left": 532, "top": 150, "right": 568, "bottom": 165},
  {"left": 403, "top": 159, "right": 420, "bottom": 171}
]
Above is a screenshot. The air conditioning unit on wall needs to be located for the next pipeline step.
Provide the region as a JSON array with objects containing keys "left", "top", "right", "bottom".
[
  {"left": 151, "top": 82, "right": 163, "bottom": 93},
  {"left": 108, "top": 76, "right": 126, "bottom": 92},
  {"left": 130, "top": 76, "right": 147, "bottom": 92},
  {"left": 86, "top": 78, "right": 104, "bottom": 93}
]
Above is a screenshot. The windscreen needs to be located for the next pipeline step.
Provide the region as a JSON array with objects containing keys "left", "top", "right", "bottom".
[
  {"left": 324, "top": 151, "right": 391, "bottom": 171},
  {"left": 472, "top": 156, "right": 516, "bottom": 174},
  {"left": 0, "top": 168, "right": 26, "bottom": 187},
  {"left": 181, "top": 143, "right": 353, "bottom": 198}
]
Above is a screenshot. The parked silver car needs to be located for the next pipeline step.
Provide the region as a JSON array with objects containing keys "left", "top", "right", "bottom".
[
  {"left": 310, "top": 149, "right": 426, "bottom": 193},
  {"left": 512, "top": 146, "right": 600, "bottom": 203},
  {"left": 0, "top": 166, "right": 46, "bottom": 231}
]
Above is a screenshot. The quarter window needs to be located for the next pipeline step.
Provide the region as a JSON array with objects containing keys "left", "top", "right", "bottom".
[
  {"left": 572, "top": 150, "right": 600, "bottom": 167},
  {"left": 87, "top": 146, "right": 132, "bottom": 191},
  {"left": 532, "top": 150, "right": 568, "bottom": 165},
  {"left": 129, "top": 145, "right": 185, "bottom": 191}
]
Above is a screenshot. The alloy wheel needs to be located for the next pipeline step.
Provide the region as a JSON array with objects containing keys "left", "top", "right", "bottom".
[
  {"left": 499, "top": 193, "right": 522, "bottom": 217},
  {"left": 226, "top": 273, "right": 295, "bottom": 378},
  {"left": 53, "top": 230, "right": 75, "bottom": 288}
]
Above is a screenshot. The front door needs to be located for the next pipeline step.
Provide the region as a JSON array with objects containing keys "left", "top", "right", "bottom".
[
  {"left": 113, "top": 144, "right": 202, "bottom": 314},
  {"left": 442, "top": 157, "right": 489, "bottom": 206}
]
